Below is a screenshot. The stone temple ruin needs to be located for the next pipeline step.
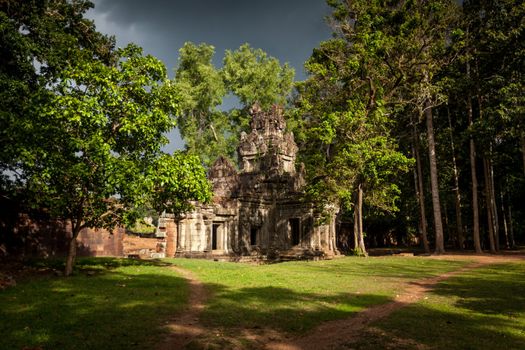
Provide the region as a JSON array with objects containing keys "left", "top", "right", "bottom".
[{"left": 155, "top": 104, "right": 338, "bottom": 260}]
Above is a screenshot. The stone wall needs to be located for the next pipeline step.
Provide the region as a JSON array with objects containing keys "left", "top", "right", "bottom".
[
  {"left": 77, "top": 227, "right": 125, "bottom": 257},
  {"left": 0, "top": 203, "right": 126, "bottom": 258},
  {"left": 122, "top": 234, "right": 158, "bottom": 257}
]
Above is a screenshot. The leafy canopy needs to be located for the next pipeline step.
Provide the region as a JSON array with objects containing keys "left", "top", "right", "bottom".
[
  {"left": 173, "top": 42, "right": 295, "bottom": 166},
  {"left": 1, "top": 1, "right": 212, "bottom": 231}
]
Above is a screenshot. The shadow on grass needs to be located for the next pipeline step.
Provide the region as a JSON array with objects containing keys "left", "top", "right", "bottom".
[
  {"left": 199, "top": 283, "right": 391, "bottom": 333},
  {"left": 294, "top": 258, "right": 469, "bottom": 279},
  {"left": 24, "top": 256, "right": 173, "bottom": 272},
  {"left": 431, "top": 263, "right": 525, "bottom": 316},
  {"left": 6, "top": 258, "right": 518, "bottom": 350},
  {"left": 1, "top": 257, "right": 397, "bottom": 349},
  {"left": 0, "top": 257, "right": 187, "bottom": 350},
  {"left": 352, "top": 262, "right": 525, "bottom": 350}
]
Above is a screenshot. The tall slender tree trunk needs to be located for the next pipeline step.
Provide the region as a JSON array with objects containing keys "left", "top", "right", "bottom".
[
  {"left": 500, "top": 191, "right": 510, "bottom": 249},
  {"left": 482, "top": 157, "right": 496, "bottom": 253},
  {"left": 469, "top": 136, "right": 481, "bottom": 252},
  {"left": 412, "top": 124, "right": 430, "bottom": 253},
  {"left": 508, "top": 203, "right": 516, "bottom": 249},
  {"left": 478, "top": 88, "right": 498, "bottom": 253},
  {"left": 447, "top": 105, "right": 464, "bottom": 248},
  {"left": 357, "top": 183, "right": 367, "bottom": 256},
  {"left": 353, "top": 211, "right": 358, "bottom": 251},
  {"left": 425, "top": 101, "right": 445, "bottom": 254},
  {"left": 521, "top": 135, "right": 525, "bottom": 177},
  {"left": 65, "top": 223, "right": 82, "bottom": 276},
  {"left": 467, "top": 63, "right": 482, "bottom": 253},
  {"left": 489, "top": 158, "right": 500, "bottom": 251}
]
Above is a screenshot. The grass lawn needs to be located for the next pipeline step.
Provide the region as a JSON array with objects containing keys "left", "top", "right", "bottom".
[
  {"left": 5, "top": 255, "right": 520, "bottom": 350},
  {"left": 0, "top": 258, "right": 188, "bottom": 350},
  {"left": 168, "top": 256, "right": 470, "bottom": 334},
  {"left": 351, "top": 261, "right": 525, "bottom": 350}
]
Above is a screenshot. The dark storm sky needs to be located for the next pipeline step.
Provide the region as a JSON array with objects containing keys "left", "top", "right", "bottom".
[{"left": 87, "top": 0, "right": 333, "bottom": 151}]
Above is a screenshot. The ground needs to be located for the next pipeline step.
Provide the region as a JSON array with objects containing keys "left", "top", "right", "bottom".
[
  {"left": 158, "top": 252, "right": 525, "bottom": 350},
  {"left": 1, "top": 251, "right": 524, "bottom": 350}
]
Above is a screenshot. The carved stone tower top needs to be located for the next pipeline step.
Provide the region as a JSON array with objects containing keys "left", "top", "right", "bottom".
[{"left": 238, "top": 103, "right": 298, "bottom": 174}]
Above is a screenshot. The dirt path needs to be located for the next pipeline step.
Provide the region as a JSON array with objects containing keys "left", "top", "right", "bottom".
[
  {"left": 157, "top": 266, "right": 209, "bottom": 350},
  {"left": 265, "top": 254, "right": 525, "bottom": 350}
]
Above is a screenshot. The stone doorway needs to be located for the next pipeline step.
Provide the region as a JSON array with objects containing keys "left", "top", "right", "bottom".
[
  {"left": 250, "top": 227, "right": 259, "bottom": 246},
  {"left": 212, "top": 223, "right": 220, "bottom": 250},
  {"left": 290, "top": 218, "right": 300, "bottom": 246}
]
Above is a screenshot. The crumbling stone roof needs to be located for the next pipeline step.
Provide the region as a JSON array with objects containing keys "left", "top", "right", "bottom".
[
  {"left": 208, "top": 103, "right": 305, "bottom": 202},
  {"left": 238, "top": 103, "right": 298, "bottom": 175}
]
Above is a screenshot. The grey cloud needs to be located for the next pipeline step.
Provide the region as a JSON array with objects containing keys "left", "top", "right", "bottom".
[{"left": 90, "top": 0, "right": 331, "bottom": 76}]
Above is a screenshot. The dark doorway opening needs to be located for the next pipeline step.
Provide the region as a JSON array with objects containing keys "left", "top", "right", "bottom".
[
  {"left": 250, "top": 227, "right": 258, "bottom": 246},
  {"left": 290, "top": 218, "right": 300, "bottom": 246},
  {"left": 212, "top": 223, "right": 220, "bottom": 250}
]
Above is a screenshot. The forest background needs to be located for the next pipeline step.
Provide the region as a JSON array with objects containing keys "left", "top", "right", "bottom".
[{"left": 0, "top": 0, "right": 523, "bottom": 271}]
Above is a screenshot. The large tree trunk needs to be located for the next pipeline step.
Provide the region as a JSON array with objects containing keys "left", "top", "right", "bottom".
[
  {"left": 447, "top": 105, "right": 464, "bottom": 249},
  {"left": 482, "top": 157, "right": 496, "bottom": 253},
  {"left": 521, "top": 135, "right": 525, "bottom": 177},
  {"left": 488, "top": 158, "right": 500, "bottom": 251},
  {"left": 508, "top": 204, "right": 516, "bottom": 249},
  {"left": 469, "top": 137, "right": 482, "bottom": 253},
  {"left": 412, "top": 126, "right": 430, "bottom": 253},
  {"left": 356, "top": 183, "right": 367, "bottom": 256},
  {"left": 500, "top": 191, "right": 510, "bottom": 249},
  {"left": 425, "top": 101, "right": 445, "bottom": 254},
  {"left": 65, "top": 224, "right": 82, "bottom": 276},
  {"left": 467, "top": 88, "right": 482, "bottom": 253},
  {"left": 353, "top": 206, "right": 359, "bottom": 251}
]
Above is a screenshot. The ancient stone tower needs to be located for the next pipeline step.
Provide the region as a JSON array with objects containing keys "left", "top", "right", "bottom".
[{"left": 159, "top": 104, "right": 338, "bottom": 260}]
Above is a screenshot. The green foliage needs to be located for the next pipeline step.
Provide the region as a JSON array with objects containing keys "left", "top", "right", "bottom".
[
  {"left": 1, "top": 1, "right": 211, "bottom": 230},
  {"left": 127, "top": 220, "right": 156, "bottom": 235},
  {"left": 0, "top": 0, "right": 115, "bottom": 181},
  {"left": 146, "top": 152, "right": 212, "bottom": 216},
  {"left": 295, "top": 1, "right": 414, "bottom": 217},
  {"left": 24, "top": 44, "right": 178, "bottom": 231},
  {"left": 222, "top": 43, "right": 295, "bottom": 109},
  {"left": 173, "top": 42, "right": 231, "bottom": 166},
  {"left": 0, "top": 1, "right": 212, "bottom": 273},
  {"left": 173, "top": 42, "right": 295, "bottom": 166},
  {"left": 462, "top": 0, "right": 525, "bottom": 149}
]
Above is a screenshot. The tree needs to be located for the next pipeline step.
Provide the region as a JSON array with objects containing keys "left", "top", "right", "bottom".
[
  {"left": 303, "top": 0, "right": 525, "bottom": 251},
  {"left": 1, "top": 1, "right": 212, "bottom": 275},
  {"left": 174, "top": 42, "right": 295, "bottom": 166},
  {"left": 386, "top": 0, "right": 460, "bottom": 254},
  {"left": 1, "top": 0, "right": 115, "bottom": 184},
  {"left": 222, "top": 43, "right": 295, "bottom": 110},
  {"left": 147, "top": 152, "right": 212, "bottom": 216},
  {"left": 455, "top": 0, "right": 525, "bottom": 252},
  {"left": 295, "top": 3, "right": 412, "bottom": 255},
  {"left": 173, "top": 42, "right": 230, "bottom": 166},
  {"left": 25, "top": 44, "right": 211, "bottom": 276}
]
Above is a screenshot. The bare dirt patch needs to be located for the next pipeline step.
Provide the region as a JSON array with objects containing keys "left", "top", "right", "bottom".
[{"left": 157, "top": 265, "right": 209, "bottom": 350}]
